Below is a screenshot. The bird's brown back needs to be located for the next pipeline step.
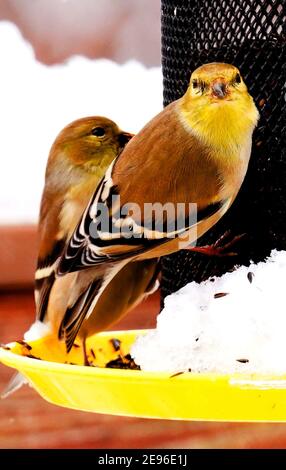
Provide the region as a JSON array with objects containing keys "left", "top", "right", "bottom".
[{"left": 113, "top": 101, "right": 222, "bottom": 219}]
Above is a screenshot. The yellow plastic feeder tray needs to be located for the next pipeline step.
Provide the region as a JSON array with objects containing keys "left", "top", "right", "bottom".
[{"left": 1, "top": 329, "right": 286, "bottom": 422}]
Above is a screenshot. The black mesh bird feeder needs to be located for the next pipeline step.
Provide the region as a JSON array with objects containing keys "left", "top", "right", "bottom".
[{"left": 160, "top": 0, "right": 286, "bottom": 300}]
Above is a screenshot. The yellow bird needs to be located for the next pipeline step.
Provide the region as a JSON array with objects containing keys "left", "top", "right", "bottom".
[{"left": 56, "top": 63, "right": 259, "bottom": 352}]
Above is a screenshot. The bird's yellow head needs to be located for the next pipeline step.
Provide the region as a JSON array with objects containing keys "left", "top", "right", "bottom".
[
  {"left": 180, "top": 62, "right": 259, "bottom": 151},
  {"left": 50, "top": 116, "right": 133, "bottom": 174}
]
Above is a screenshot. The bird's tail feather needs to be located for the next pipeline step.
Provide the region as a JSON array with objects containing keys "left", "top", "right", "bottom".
[
  {"left": 1, "top": 372, "right": 28, "bottom": 399},
  {"left": 60, "top": 261, "right": 129, "bottom": 352},
  {"left": 59, "top": 278, "right": 103, "bottom": 352}
]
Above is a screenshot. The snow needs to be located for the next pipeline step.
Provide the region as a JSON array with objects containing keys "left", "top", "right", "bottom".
[
  {"left": 0, "top": 21, "right": 162, "bottom": 224},
  {"left": 131, "top": 250, "right": 286, "bottom": 375},
  {"left": 24, "top": 320, "right": 52, "bottom": 342}
]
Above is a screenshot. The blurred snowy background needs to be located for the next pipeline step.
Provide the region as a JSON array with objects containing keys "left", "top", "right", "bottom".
[
  {"left": 0, "top": 0, "right": 162, "bottom": 223},
  {"left": 0, "top": 0, "right": 161, "bottom": 66}
]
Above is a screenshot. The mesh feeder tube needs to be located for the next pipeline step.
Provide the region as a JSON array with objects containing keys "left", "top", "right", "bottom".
[{"left": 160, "top": 1, "right": 285, "bottom": 299}]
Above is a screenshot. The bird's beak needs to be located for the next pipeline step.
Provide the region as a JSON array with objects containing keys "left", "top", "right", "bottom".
[
  {"left": 118, "top": 132, "right": 134, "bottom": 147},
  {"left": 211, "top": 80, "right": 228, "bottom": 99}
]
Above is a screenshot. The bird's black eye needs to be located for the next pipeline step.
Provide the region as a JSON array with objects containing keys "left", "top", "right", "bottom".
[
  {"left": 91, "top": 127, "right": 105, "bottom": 137},
  {"left": 235, "top": 73, "right": 241, "bottom": 84},
  {"left": 192, "top": 79, "right": 198, "bottom": 89}
]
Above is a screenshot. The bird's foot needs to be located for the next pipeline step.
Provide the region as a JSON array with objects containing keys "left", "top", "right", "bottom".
[
  {"left": 82, "top": 337, "right": 92, "bottom": 366},
  {"left": 187, "top": 231, "right": 246, "bottom": 257}
]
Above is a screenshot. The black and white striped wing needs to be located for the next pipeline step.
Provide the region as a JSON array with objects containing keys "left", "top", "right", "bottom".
[
  {"left": 57, "top": 159, "right": 230, "bottom": 277},
  {"left": 56, "top": 160, "right": 158, "bottom": 275}
]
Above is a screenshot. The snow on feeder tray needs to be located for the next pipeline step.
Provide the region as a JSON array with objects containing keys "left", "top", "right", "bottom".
[{"left": 1, "top": 250, "right": 286, "bottom": 422}]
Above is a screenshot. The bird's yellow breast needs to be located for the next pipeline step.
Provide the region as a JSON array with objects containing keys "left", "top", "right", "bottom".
[
  {"left": 179, "top": 94, "right": 258, "bottom": 159},
  {"left": 59, "top": 175, "right": 98, "bottom": 239},
  {"left": 179, "top": 94, "right": 258, "bottom": 203}
]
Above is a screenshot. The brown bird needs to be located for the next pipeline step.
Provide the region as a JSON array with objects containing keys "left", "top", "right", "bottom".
[
  {"left": 35, "top": 116, "right": 159, "bottom": 360},
  {"left": 2, "top": 116, "right": 159, "bottom": 396},
  {"left": 56, "top": 63, "right": 259, "bottom": 352}
]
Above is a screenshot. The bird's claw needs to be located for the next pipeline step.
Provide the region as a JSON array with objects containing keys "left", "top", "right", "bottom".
[{"left": 187, "top": 231, "right": 246, "bottom": 257}]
